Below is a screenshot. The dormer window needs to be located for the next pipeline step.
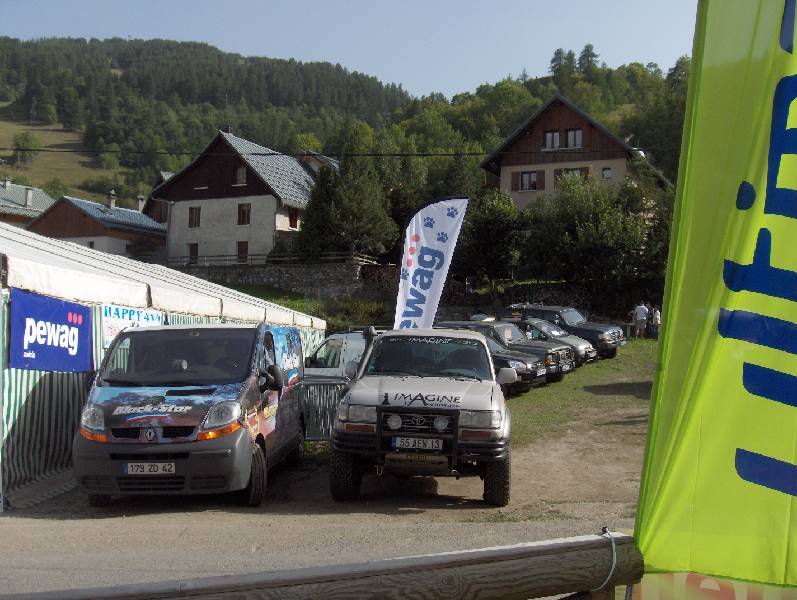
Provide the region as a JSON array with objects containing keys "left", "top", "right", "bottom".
[{"left": 234, "top": 166, "right": 246, "bottom": 186}]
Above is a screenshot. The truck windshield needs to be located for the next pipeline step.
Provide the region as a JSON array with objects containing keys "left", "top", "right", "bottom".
[
  {"left": 100, "top": 328, "right": 257, "bottom": 387},
  {"left": 365, "top": 335, "right": 492, "bottom": 381},
  {"left": 561, "top": 309, "right": 587, "bottom": 326}
]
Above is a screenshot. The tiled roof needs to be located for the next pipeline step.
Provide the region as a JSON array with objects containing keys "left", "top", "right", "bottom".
[
  {"left": 62, "top": 196, "right": 166, "bottom": 236},
  {"left": 0, "top": 183, "right": 56, "bottom": 218},
  {"left": 220, "top": 131, "right": 315, "bottom": 209}
]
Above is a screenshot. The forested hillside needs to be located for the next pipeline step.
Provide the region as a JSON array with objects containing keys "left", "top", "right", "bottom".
[{"left": 0, "top": 38, "right": 687, "bottom": 207}]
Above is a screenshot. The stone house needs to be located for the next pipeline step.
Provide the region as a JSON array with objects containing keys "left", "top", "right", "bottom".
[{"left": 148, "top": 130, "right": 321, "bottom": 265}]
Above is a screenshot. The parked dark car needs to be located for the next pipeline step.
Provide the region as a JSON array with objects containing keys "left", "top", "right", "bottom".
[
  {"left": 437, "top": 321, "right": 574, "bottom": 382},
  {"left": 502, "top": 317, "right": 597, "bottom": 367},
  {"left": 509, "top": 304, "right": 625, "bottom": 358}
]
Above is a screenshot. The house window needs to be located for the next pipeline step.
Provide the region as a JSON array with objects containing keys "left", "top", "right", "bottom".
[
  {"left": 566, "top": 129, "right": 583, "bottom": 148},
  {"left": 238, "top": 203, "right": 251, "bottom": 225},
  {"left": 520, "top": 171, "right": 537, "bottom": 191},
  {"left": 188, "top": 243, "right": 198, "bottom": 265},
  {"left": 544, "top": 131, "right": 560, "bottom": 149},
  {"left": 237, "top": 241, "right": 249, "bottom": 264},
  {"left": 188, "top": 206, "right": 201, "bottom": 228},
  {"left": 602, "top": 167, "right": 613, "bottom": 179},
  {"left": 289, "top": 208, "right": 299, "bottom": 229},
  {"left": 234, "top": 166, "right": 246, "bottom": 186}
]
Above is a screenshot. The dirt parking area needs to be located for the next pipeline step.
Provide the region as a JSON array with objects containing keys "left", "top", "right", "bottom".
[{"left": 0, "top": 341, "right": 654, "bottom": 596}]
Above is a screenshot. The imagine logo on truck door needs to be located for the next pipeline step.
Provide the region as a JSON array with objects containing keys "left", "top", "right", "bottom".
[{"left": 10, "top": 288, "right": 93, "bottom": 373}]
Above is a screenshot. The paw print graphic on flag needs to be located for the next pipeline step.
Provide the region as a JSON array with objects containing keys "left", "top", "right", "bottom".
[
  {"left": 437, "top": 231, "right": 448, "bottom": 243},
  {"left": 423, "top": 216, "right": 435, "bottom": 228},
  {"left": 400, "top": 268, "right": 409, "bottom": 280},
  {"left": 446, "top": 207, "right": 458, "bottom": 218}
]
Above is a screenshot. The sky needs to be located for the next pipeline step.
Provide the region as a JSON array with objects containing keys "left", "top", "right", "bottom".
[{"left": 0, "top": 0, "right": 698, "bottom": 97}]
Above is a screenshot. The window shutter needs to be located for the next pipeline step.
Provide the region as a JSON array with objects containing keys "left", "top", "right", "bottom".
[
  {"left": 511, "top": 171, "right": 520, "bottom": 191},
  {"left": 537, "top": 170, "right": 546, "bottom": 191}
]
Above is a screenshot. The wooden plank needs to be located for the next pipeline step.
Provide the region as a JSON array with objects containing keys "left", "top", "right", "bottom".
[{"left": 10, "top": 533, "right": 643, "bottom": 600}]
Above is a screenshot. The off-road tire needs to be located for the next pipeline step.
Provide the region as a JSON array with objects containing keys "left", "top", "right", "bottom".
[
  {"left": 546, "top": 372, "right": 565, "bottom": 383},
  {"left": 601, "top": 348, "right": 618, "bottom": 359},
  {"left": 329, "top": 450, "right": 361, "bottom": 502},
  {"left": 286, "top": 421, "right": 305, "bottom": 466},
  {"left": 483, "top": 451, "right": 511, "bottom": 507},
  {"left": 88, "top": 494, "right": 112, "bottom": 507},
  {"left": 239, "top": 443, "right": 267, "bottom": 507}
]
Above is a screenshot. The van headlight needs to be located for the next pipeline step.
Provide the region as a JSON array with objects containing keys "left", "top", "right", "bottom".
[
  {"left": 80, "top": 405, "right": 104, "bottom": 430},
  {"left": 459, "top": 410, "right": 502, "bottom": 429},
  {"left": 347, "top": 405, "right": 376, "bottom": 423},
  {"left": 202, "top": 401, "right": 242, "bottom": 430}
]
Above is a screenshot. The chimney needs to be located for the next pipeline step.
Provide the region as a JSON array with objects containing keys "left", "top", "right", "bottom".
[
  {"left": 3, "top": 178, "right": 10, "bottom": 189},
  {"left": 224, "top": 125, "right": 233, "bottom": 134},
  {"left": 25, "top": 188, "right": 33, "bottom": 209},
  {"left": 108, "top": 189, "right": 117, "bottom": 209},
  {"left": 137, "top": 193, "right": 146, "bottom": 212}
]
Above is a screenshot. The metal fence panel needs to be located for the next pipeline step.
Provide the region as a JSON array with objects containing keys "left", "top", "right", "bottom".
[{"left": 303, "top": 376, "right": 348, "bottom": 440}]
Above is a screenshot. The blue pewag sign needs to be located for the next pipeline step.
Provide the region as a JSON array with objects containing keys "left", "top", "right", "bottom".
[{"left": 10, "top": 288, "right": 93, "bottom": 372}]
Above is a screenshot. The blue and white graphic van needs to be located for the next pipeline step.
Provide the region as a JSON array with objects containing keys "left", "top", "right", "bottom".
[{"left": 72, "top": 323, "right": 305, "bottom": 507}]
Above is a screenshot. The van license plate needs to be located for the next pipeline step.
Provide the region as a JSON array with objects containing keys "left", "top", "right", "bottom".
[
  {"left": 392, "top": 437, "right": 442, "bottom": 450},
  {"left": 124, "top": 462, "right": 175, "bottom": 475}
]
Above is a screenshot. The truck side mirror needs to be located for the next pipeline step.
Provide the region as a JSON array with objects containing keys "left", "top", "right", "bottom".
[
  {"left": 496, "top": 368, "right": 517, "bottom": 385},
  {"left": 344, "top": 361, "right": 358, "bottom": 379}
]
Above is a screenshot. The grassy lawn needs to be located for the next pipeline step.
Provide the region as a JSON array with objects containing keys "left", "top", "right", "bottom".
[
  {"left": 507, "top": 339, "right": 657, "bottom": 447},
  {"left": 0, "top": 117, "right": 121, "bottom": 202},
  {"left": 233, "top": 284, "right": 393, "bottom": 333}
]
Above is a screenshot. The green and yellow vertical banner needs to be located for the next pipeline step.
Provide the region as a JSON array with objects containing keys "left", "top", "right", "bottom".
[{"left": 636, "top": 0, "right": 797, "bottom": 586}]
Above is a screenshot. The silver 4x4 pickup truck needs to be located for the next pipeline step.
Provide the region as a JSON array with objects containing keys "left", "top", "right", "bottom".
[{"left": 329, "top": 328, "right": 515, "bottom": 506}]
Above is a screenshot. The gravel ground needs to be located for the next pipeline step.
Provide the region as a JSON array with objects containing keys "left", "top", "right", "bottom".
[{"left": 0, "top": 400, "right": 646, "bottom": 597}]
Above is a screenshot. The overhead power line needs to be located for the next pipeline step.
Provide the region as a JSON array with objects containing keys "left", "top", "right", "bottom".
[{"left": 0, "top": 147, "right": 682, "bottom": 158}]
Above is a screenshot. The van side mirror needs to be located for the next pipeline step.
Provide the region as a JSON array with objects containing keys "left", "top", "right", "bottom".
[
  {"left": 259, "top": 364, "right": 284, "bottom": 393},
  {"left": 344, "top": 361, "right": 358, "bottom": 379},
  {"left": 84, "top": 371, "right": 96, "bottom": 393},
  {"left": 496, "top": 368, "right": 517, "bottom": 385}
]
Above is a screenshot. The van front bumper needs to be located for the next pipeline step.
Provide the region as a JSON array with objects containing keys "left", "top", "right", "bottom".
[{"left": 72, "top": 427, "right": 253, "bottom": 496}]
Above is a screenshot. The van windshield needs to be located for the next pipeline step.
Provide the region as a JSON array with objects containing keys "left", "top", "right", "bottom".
[
  {"left": 100, "top": 328, "right": 257, "bottom": 387},
  {"left": 365, "top": 335, "right": 492, "bottom": 381}
]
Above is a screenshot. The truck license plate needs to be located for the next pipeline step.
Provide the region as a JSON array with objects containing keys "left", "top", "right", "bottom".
[
  {"left": 392, "top": 437, "right": 442, "bottom": 450},
  {"left": 124, "top": 462, "right": 175, "bottom": 475}
]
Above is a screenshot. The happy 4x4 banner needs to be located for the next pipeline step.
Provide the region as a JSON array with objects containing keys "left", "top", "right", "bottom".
[
  {"left": 393, "top": 197, "right": 468, "bottom": 330},
  {"left": 635, "top": 0, "right": 797, "bottom": 586}
]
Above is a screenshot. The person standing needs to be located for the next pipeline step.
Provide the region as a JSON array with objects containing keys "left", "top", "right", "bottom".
[
  {"left": 633, "top": 301, "right": 649, "bottom": 338},
  {"left": 652, "top": 305, "right": 661, "bottom": 338}
]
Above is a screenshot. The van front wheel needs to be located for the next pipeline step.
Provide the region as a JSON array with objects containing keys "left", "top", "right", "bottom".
[
  {"left": 329, "top": 451, "right": 361, "bottom": 501},
  {"left": 239, "top": 444, "right": 267, "bottom": 507}
]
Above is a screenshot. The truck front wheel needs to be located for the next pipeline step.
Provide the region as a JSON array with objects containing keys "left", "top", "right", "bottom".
[
  {"left": 482, "top": 451, "right": 511, "bottom": 507},
  {"left": 329, "top": 450, "right": 362, "bottom": 502}
]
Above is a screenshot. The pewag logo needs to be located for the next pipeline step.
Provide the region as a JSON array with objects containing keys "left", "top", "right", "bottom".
[{"left": 23, "top": 310, "right": 84, "bottom": 358}]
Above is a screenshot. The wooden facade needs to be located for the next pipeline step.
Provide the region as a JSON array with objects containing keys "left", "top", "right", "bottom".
[
  {"left": 27, "top": 200, "right": 165, "bottom": 246},
  {"left": 152, "top": 137, "right": 273, "bottom": 203},
  {"left": 498, "top": 99, "right": 628, "bottom": 170}
]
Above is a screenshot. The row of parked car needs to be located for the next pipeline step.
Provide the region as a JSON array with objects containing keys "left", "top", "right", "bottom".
[{"left": 305, "top": 303, "right": 627, "bottom": 395}]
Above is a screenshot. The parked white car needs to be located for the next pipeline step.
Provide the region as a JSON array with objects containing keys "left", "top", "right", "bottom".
[{"left": 304, "top": 331, "right": 369, "bottom": 378}]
